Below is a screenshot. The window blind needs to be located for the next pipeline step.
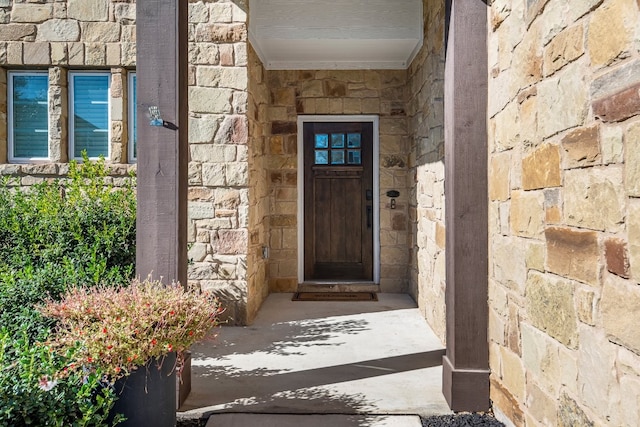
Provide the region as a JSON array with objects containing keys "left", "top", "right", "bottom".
[
  {"left": 11, "top": 74, "right": 48, "bottom": 159},
  {"left": 71, "top": 74, "right": 109, "bottom": 158},
  {"left": 130, "top": 74, "right": 137, "bottom": 160}
]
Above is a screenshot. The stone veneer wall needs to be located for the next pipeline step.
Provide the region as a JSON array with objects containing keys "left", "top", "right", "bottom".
[
  {"left": 0, "top": 0, "right": 256, "bottom": 325},
  {"left": 488, "top": 0, "right": 640, "bottom": 425},
  {"left": 263, "top": 69, "right": 411, "bottom": 293},
  {"left": 407, "top": 0, "right": 446, "bottom": 343},
  {"left": 245, "top": 42, "right": 269, "bottom": 321}
]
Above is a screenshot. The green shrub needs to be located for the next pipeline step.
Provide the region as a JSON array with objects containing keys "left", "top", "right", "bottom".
[
  {"left": 0, "top": 326, "right": 123, "bottom": 427},
  {"left": 0, "top": 154, "right": 135, "bottom": 425},
  {"left": 0, "top": 154, "right": 136, "bottom": 337}
]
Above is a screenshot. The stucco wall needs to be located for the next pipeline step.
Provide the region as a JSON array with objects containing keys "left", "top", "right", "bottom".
[
  {"left": 263, "top": 69, "right": 411, "bottom": 293},
  {"left": 488, "top": 0, "right": 640, "bottom": 425},
  {"left": 407, "top": 0, "right": 447, "bottom": 343}
]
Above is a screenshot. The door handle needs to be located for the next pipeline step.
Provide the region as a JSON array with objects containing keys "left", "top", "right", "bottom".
[{"left": 366, "top": 206, "right": 372, "bottom": 229}]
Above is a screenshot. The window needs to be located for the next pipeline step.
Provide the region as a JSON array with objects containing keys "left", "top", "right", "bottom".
[
  {"left": 69, "top": 72, "right": 110, "bottom": 159},
  {"left": 8, "top": 72, "right": 49, "bottom": 162},
  {"left": 128, "top": 72, "right": 137, "bottom": 162},
  {"left": 314, "top": 132, "right": 362, "bottom": 165}
]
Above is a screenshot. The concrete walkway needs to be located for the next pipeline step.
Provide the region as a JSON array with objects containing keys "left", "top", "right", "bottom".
[{"left": 177, "top": 293, "right": 451, "bottom": 426}]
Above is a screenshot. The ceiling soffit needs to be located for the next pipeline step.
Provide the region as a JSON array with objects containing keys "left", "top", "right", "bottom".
[{"left": 248, "top": 0, "right": 424, "bottom": 70}]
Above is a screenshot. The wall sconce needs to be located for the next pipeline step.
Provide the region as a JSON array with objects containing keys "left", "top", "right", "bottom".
[
  {"left": 149, "top": 106, "right": 164, "bottom": 126},
  {"left": 386, "top": 190, "right": 399, "bottom": 209}
]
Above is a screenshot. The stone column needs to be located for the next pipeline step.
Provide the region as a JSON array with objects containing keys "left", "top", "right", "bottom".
[
  {"left": 109, "top": 67, "right": 127, "bottom": 164},
  {"left": 48, "top": 66, "right": 67, "bottom": 163}
]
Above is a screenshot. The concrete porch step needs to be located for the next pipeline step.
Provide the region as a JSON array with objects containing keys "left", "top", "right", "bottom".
[
  {"left": 297, "top": 282, "right": 381, "bottom": 293},
  {"left": 206, "top": 413, "right": 423, "bottom": 427}
]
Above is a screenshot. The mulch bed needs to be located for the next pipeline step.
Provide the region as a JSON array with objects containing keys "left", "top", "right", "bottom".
[{"left": 422, "top": 412, "right": 504, "bottom": 427}]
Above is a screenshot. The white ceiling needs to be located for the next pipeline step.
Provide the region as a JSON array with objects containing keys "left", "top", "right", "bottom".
[{"left": 248, "top": 0, "right": 424, "bottom": 70}]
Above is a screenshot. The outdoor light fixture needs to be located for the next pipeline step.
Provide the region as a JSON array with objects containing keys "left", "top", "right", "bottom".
[{"left": 148, "top": 106, "right": 163, "bottom": 126}]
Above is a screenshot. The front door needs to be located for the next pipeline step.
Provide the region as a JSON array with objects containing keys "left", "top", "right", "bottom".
[{"left": 303, "top": 122, "right": 373, "bottom": 281}]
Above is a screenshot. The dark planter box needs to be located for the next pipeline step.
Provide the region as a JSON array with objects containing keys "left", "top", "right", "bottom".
[{"left": 109, "top": 353, "right": 177, "bottom": 427}]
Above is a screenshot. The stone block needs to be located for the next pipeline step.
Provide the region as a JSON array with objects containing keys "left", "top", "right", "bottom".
[
  {"left": 225, "top": 162, "right": 248, "bottom": 186},
  {"left": 577, "top": 324, "right": 617, "bottom": 417},
  {"left": 196, "top": 66, "right": 247, "bottom": 90},
  {"left": 68, "top": 42, "right": 84, "bottom": 65},
  {"left": 625, "top": 122, "right": 640, "bottom": 197},
  {"left": 188, "top": 243, "right": 208, "bottom": 263},
  {"left": 489, "top": 152, "right": 511, "bottom": 201},
  {"left": 188, "top": 202, "right": 215, "bottom": 220},
  {"left": 593, "top": 82, "right": 640, "bottom": 123},
  {"left": 10, "top": 4, "right": 53, "bottom": 23},
  {"left": 195, "top": 23, "right": 246, "bottom": 43},
  {"left": 561, "top": 125, "right": 601, "bottom": 168},
  {"left": 522, "top": 144, "right": 561, "bottom": 190},
  {"left": 575, "top": 287, "right": 595, "bottom": 326},
  {"left": 85, "top": 43, "right": 105, "bottom": 66},
  {"left": 189, "top": 87, "right": 233, "bottom": 114},
  {"left": 587, "top": 0, "right": 636, "bottom": 67},
  {"left": 271, "top": 121, "right": 296, "bottom": 135},
  {"left": 188, "top": 187, "right": 215, "bottom": 202},
  {"left": 214, "top": 229, "right": 247, "bottom": 255},
  {"left": 619, "top": 376, "right": 640, "bottom": 427},
  {"left": 544, "top": 24, "right": 584, "bottom": 76},
  {"left": 202, "top": 163, "right": 225, "bottom": 186},
  {"left": 189, "top": 116, "right": 220, "bottom": 144},
  {"left": 493, "top": 101, "right": 520, "bottom": 151},
  {"left": 525, "top": 271, "right": 578, "bottom": 348},
  {"left": 604, "top": 237, "right": 630, "bottom": 278},
  {"left": 591, "top": 59, "right": 640, "bottom": 99},
  {"left": 0, "top": 24, "right": 36, "bottom": 41},
  {"left": 564, "top": 166, "right": 625, "bottom": 232},
  {"left": 538, "top": 63, "right": 588, "bottom": 138},
  {"left": 629, "top": 200, "right": 640, "bottom": 280},
  {"left": 188, "top": 162, "right": 202, "bottom": 185},
  {"left": 189, "top": 144, "right": 228, "bottom": 163},
  {"left": 545, "top": 227, "right": 599, "bottom": 285},
  {"left": 68, "top": 0, "right": 109, "bottom": 22},
  {"left": 114, "top": 3, "right": 136, "bottom": 24},
  {"left": 526, "top": 381, "right": 558, "bottom": 427},
  {"left": 219, "top": 44, "right": 234, "bottom": 66},
  {"left": 210, "top": 3, "right": 233, "bottom": 23},
  {"left": 188, "top": 2, "right": 209, "bottom": 23},
  {"left": 23, "top": 42, "right": 50, "bottom": 65},
  {"left": 51, "top": 43, "right": 67, "bottom": 64},
  {"left": 558, "top": 393, "right": 594, "bottom": 427},
  {"left": 510, "top": 190, "right": 544, "bottom": 238},
  {"left": 601, "top": 274, "right": 640, "bottom": 355},
  {"left": 500, "top": 346, "right": 525, "bottom": 400},
  {"left": 80, "top": 22, "right": 122, "bottom": 43},
  {"left": 490, "top": 378, "right": 525, "bottom": 427},
  {"left": 510, "top": 18, "right": 542, "bottom": 93},
  {"left": 216, "top": 115, "right": 247, "bottom": 144},
  {"left": 492, "top": 236, "right": 527, "bottom": 293},
  {"left": 521, "top": 323, "right": 561, "bottom": 393}
]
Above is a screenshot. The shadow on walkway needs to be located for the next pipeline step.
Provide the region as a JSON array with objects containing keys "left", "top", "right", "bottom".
[{"left": 178, "top": 293, "right": 451, "bottom": 423}]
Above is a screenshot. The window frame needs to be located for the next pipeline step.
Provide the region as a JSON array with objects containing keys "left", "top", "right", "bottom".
[
  {"left": 128, "top": 72, "right": 137, "bottom": 163},
  {"left": 68, "top": 71, "right": 111, "bottom": 161},
  {"left": 7, "top": 70, "right": 50, "bottom": 163}
]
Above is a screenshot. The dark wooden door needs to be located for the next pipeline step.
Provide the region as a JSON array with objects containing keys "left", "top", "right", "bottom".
[{"left": 304, "top": 122, "right": 373, "bottom": 281}]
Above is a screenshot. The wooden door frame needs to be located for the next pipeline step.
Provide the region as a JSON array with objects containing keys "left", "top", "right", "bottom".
[{"left": 297, "top": 115, "right": 380, "bottom": 285}]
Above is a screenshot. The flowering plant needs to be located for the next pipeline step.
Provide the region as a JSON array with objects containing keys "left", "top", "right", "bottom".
[{"left": 40, "top": 278, "right": 223, "bottom": 381}]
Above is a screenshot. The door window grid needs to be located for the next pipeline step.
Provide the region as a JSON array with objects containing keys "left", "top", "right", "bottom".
[{"left": 314, "top": 132, "right": 362, "bottom": 165}]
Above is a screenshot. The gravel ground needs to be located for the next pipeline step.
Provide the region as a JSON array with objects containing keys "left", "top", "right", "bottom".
[{"left": 421, "top": 412, "right": 504, "bottom": 427}]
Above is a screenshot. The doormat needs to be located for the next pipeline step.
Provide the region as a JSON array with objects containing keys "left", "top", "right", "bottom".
[{"left": 292, "top": 292, "right": 378, "bottom": 302}]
